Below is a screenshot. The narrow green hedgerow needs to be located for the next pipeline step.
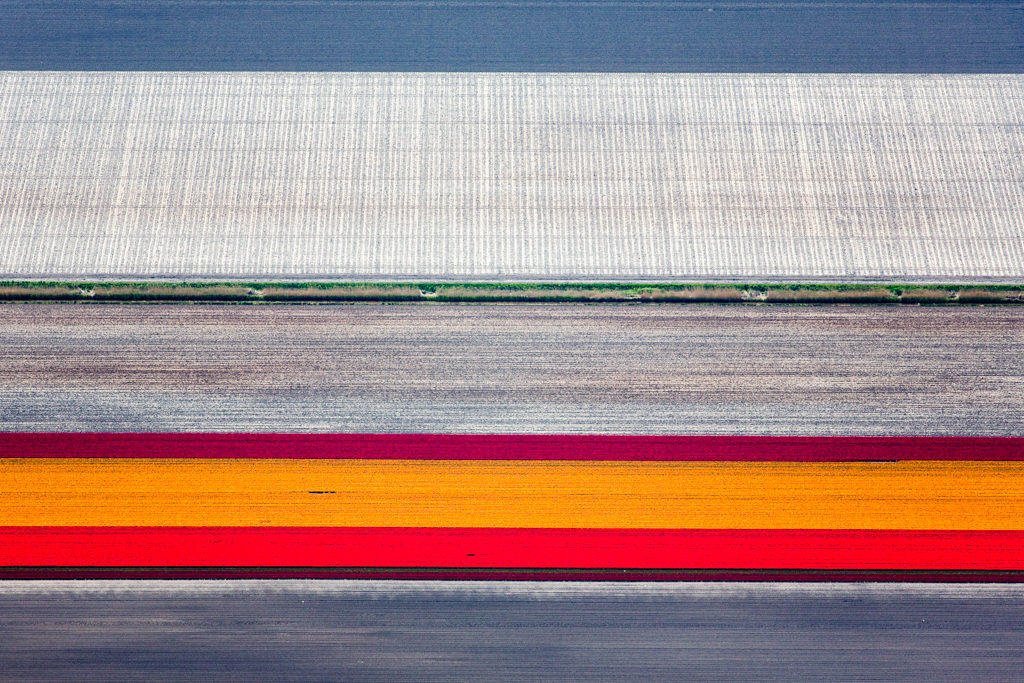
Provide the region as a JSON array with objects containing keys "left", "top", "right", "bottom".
[{"left": 0, "top": 281, "right": 1021, "bottom": 304}]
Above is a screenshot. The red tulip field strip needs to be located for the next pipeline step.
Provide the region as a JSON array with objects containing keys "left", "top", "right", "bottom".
[
  {"left": 3, "top": 528, "right": 1024, "bottom": 571},
  {"left": 3, "top": 433, "right": 1022, "bottom": 461}
]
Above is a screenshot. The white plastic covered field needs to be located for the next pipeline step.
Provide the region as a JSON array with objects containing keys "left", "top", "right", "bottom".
[{"left": 1, "top": 72, "right": 1021, "bottom": 281}]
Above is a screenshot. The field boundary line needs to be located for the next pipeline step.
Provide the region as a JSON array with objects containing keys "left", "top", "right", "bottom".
[{"left": 1, "top": 281, "right": 1023, "bottom": 304}]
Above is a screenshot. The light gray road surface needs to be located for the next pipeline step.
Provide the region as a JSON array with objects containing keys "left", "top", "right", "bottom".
[
  {"left": 2, "top": 303, "right": 1021, "bottom": 434},
  {"left": 2, "top": 73, "right": 1022, "bottom": 282},
  {"left": 1, "top": 581, "right": 1023, "bottom": 682}
]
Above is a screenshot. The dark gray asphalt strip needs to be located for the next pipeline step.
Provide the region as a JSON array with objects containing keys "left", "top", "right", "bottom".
[
  {"left": 1, "top": 581, "right": 1022, "bottom": 681},
  {"left": 3, "top": 1, "right": 1022, "bottom": 72}
]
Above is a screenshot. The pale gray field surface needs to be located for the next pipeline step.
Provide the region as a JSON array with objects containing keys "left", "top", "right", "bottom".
[
  {"left": 2, "top": 303, "right": 1021, "bottom": 434},
  {"left": 1, "top": 72, "right": 1022, "bottom": 283},
  {"left": 1, "top": 581, "right": 1022, "bottom": 681}
]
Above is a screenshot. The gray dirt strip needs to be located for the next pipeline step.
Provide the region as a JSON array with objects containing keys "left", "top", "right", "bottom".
[
  {"left": 3, "top": 1, "right": 1023, "bottom": 72},
  {"left": 1, "top": 581, "right": 1022, "bottom": 681},
  {"left": 1, "top": 303, "right": 1021, "bottom": 434}
]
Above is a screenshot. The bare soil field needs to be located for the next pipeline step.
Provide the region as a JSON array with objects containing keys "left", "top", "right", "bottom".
[
  {"left": 5, "top": 0, "right": 1023, "bottom": 72},
  {"left": 1, "top": 303, "right": 1020, "bottom": 434},
  {"left": 2, "top": 582, "right": 1023, "bottom": 682}
]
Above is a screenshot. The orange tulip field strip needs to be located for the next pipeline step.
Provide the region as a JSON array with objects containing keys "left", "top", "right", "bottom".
[{"left": 3, "top": 458, "right": 1024, "bottom": 530}]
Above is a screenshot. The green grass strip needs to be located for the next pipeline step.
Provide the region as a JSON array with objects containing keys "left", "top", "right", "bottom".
[{"left": 0, "top": 281, "right": 1022, "bottom": 304}]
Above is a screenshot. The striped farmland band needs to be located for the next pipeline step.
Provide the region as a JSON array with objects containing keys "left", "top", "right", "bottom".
[{"left": 2, "top": 434, "right": 1023, "bottom": 575}]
